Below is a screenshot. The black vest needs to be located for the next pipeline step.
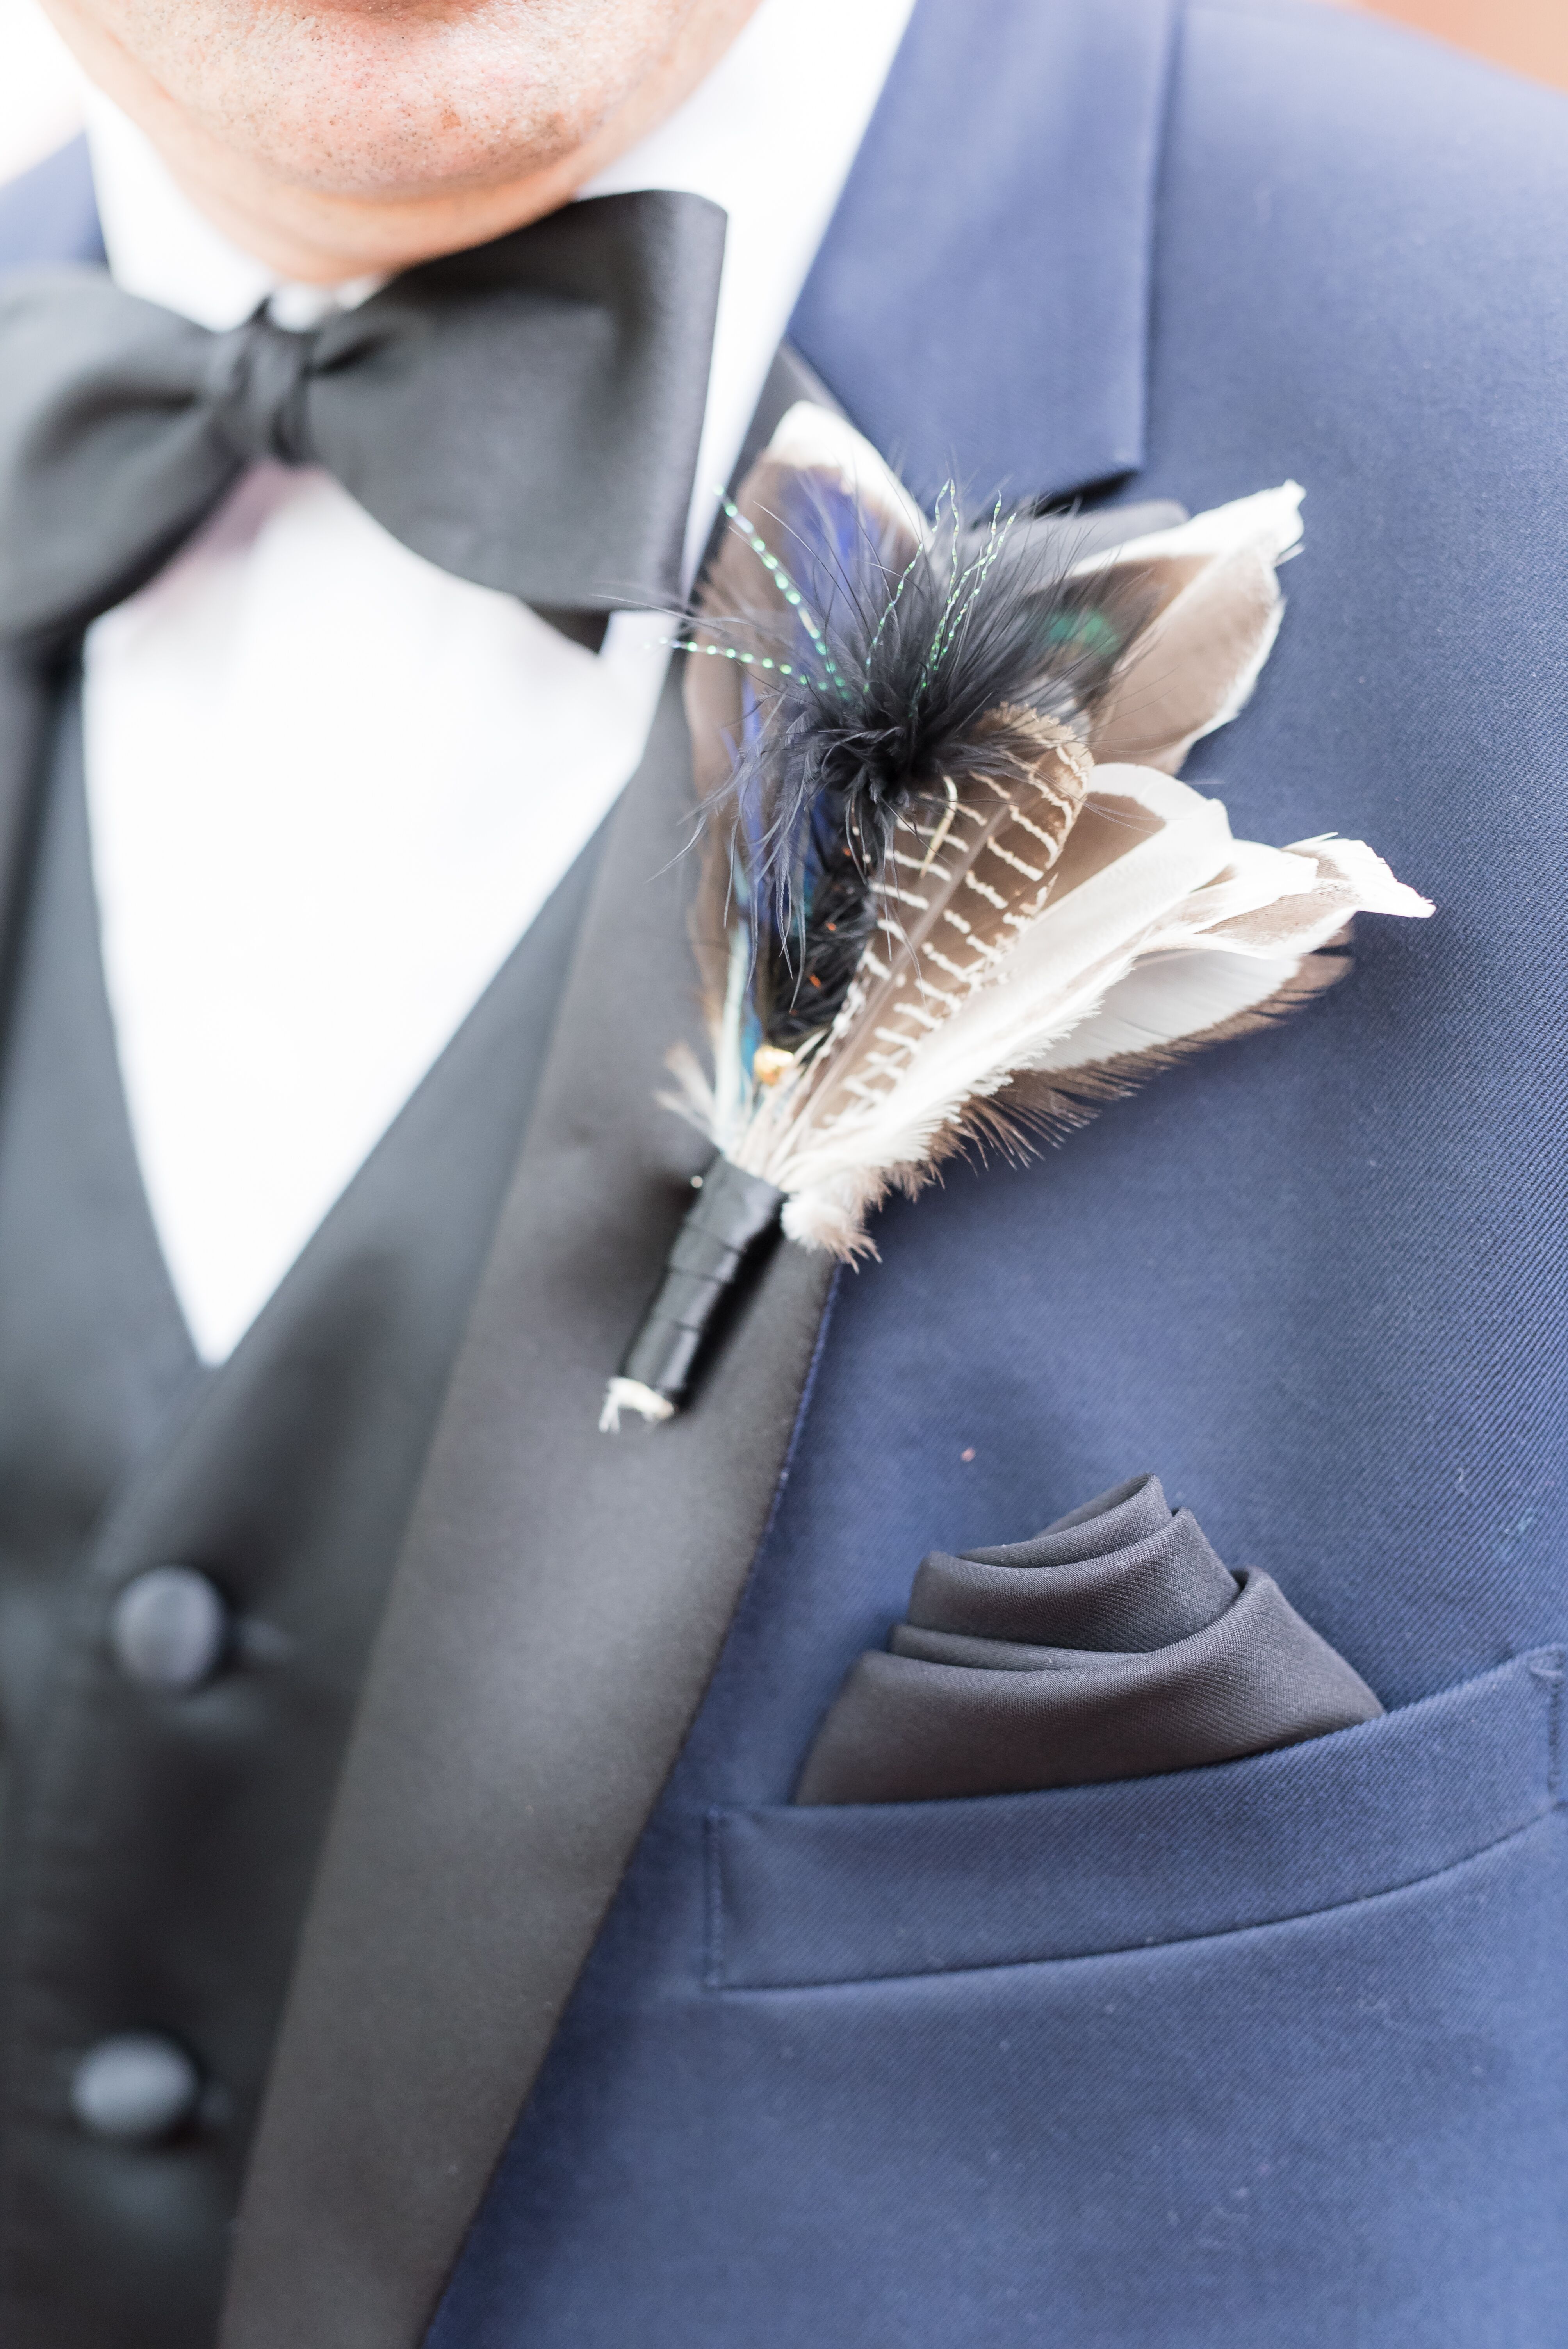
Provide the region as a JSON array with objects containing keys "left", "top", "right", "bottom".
[
  {"left": 0, "top": 680, "right": 602, "bottom": 2345},
  {"left": 0, "top": 336, "right": 825, "bottom": 2349}
]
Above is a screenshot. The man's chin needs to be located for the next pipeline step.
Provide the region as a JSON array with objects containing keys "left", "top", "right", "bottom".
[
  {"left": 196, "top": 100, "right": 593, "bottom": 216},
  {"left": 104, "top": 2, "right": 624, "bottom": 190},
  {"left": 42, "top": 0, "right": 750, "bottom": 278},
  {"left": 46, "top": 0, "right": 708, "bottom": 195}
]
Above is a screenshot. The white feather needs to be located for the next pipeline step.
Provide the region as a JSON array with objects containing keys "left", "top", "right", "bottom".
[
  {"left": 1084, "top": 483, "right": 1306, "bottom": 773},
  {"left": 1030, "top": 945, "right": 1309, "bottom": 1072},
  {"left": 1073, "top": 482, "right": 1305, "bottom": 574},
  {"left": 761, "top": 764, "right": 1431, "bottom": 1233}
]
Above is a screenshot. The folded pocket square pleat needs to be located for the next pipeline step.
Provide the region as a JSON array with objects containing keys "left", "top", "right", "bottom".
[{"left": 794, "top": 1474, "right": 1382, "bottom": 1804}]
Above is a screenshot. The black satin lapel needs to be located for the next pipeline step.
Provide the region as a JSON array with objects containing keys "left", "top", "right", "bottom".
[
  {"left": 218, "top": 672, "right": 835, "bottom": 2349},
  {"left": 0, "top": 651, "right": 61, "bottom": 1050}
]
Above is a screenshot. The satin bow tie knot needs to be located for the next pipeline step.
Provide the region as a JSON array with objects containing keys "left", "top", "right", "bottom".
[
  {"left": 203, "top": 308, "right": 321, "bottom": 468},
  {"left": 0, "top": 189, "right": 727, "bottom": 649}
]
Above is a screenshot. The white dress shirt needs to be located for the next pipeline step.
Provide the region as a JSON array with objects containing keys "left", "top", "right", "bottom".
[{"left": 80, "top": 0, "right": 915, "bottom": 1362}]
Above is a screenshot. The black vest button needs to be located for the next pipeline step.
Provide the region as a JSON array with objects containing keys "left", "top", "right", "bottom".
[
  {"left": 110, "top": 1567, "right": 228, "bottom": 1690},
  {"left": 70, "top": 2033, "right": 201, "bottom": 2144}
]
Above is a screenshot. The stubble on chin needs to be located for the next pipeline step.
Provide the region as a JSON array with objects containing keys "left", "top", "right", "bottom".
[
  {"left": 55, "top": 0, "right": 703, "bottom": 201},
  {"left": 44, "top": 0, "right": 757, "bottom": 277}
]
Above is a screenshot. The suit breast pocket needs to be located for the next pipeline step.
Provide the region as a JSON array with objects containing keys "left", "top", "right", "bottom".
[
  {"left": 708, "top": 1650, "right": 1560, "bottom": 1989},
  {"left": 698, "top": 1653, "right": 1568, "bottom": 2349}
]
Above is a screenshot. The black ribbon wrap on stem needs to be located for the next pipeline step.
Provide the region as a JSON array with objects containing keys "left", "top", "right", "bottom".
[{"left": 600, "top": 1155, "right": 785, "bottom": 1428}]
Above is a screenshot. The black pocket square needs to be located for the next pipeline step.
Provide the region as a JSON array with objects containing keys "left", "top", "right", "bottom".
[{"left": 794, "top": 1474, "right": 1382, "bottom": 1805}]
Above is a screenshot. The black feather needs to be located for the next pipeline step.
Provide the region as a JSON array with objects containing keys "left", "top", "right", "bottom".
[{"left": 696, "top": 478, "right": 1158, "bottom": 1051}]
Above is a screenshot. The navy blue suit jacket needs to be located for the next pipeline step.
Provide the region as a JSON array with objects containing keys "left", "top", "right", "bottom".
[
  {"left": 6, "top": 2, "right": 1568, "bottom": 2342},
  {"left": 439, "top": 8, "right": 1568, "bottom": 2343}
]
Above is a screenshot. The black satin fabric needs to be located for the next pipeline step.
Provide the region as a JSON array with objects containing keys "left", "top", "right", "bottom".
[
  {"left": 795, "top": 1475, "right": 1383, "bottom": 1805},
  {"left": 0, "top": 191, "right": 726, "bottom": 649},
  {"left": 0, "top": 687, "right": 607, "bottom": 2348}
]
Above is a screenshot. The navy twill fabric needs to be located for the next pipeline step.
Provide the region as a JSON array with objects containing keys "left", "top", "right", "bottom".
[
  {"left": 711, "top": 1657, "right": 1558, "bottom": 1987},
  {"left": 431, "top": 4, "right": 1568, "bottom": 2344}
]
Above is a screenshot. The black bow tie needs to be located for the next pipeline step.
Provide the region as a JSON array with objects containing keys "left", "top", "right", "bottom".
[{"left": 0, "top": 189, "right": 727, "bottom": 649}]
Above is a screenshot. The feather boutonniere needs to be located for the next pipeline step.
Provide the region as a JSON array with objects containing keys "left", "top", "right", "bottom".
[{"left": 601, "top": 404, "right": 1431, "bottom": 1431}]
